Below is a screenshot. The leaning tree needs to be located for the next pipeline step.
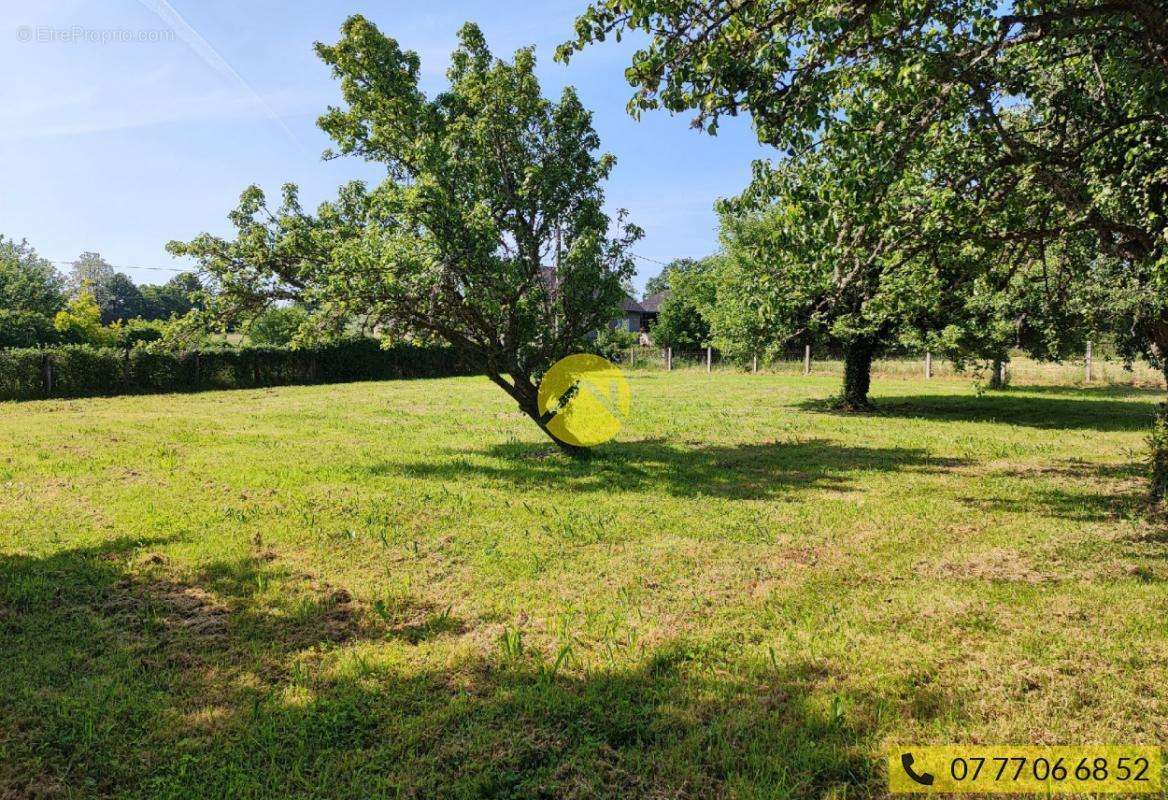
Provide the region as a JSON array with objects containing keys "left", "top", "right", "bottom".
[{"left": 169, "top": 17, "right": 641, "bottom": 455}]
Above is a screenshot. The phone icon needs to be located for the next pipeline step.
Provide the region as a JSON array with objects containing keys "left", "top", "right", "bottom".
[{"left": 901, "top": 753, "right": 935, "bottom": 786}]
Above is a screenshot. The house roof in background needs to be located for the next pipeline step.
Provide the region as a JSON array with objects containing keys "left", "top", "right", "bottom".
[
  {"left": 620, "top": 295, "right": 645, "bottom": 313},
  {"left": 640, "top": 291, "right": 668, "bottom": 313},
  {"left": 539, "top": 267, "right": 645, "bottom": 314}
]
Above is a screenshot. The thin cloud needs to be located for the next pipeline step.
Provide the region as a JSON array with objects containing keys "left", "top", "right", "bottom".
[
  {"left": 0, "top": 87, "right": 318, "bottom": 141},
  {"left": 135, "top": 0, "right": 305, "bottom": 152}
]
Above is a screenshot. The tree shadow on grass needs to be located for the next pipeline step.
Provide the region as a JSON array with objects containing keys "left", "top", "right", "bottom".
[
  {"left": 997, "top": 383, "right": 1163, "bottom": 399},
  {"left": 0, "top": 538, "right": 465, "bottom": 796},
  {"left": 0, "top": 539, "right": 941, "bottom": 799},
  {"left": 951, "top": 459, "right": 1168, "bottom": 580},
  {"left": 957, "top": 461, "right": 1147, "bottom": 523},
  {"left": 366, "top": 437, "right": 968, "bottom": 501},
  {"left": 799, "top": 391, "right": 1156, "bottom": 432}
]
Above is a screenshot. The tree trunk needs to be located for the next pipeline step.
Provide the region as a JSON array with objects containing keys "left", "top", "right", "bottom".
[
  {"left": 525, "top": 398, "right": 591, "bottom": 459},
  {"left": 1151, "top": 400, "right": 1168, "bottom": 505},
  {"left": 838, "top": 338, "right": 875, "bottom": 411},
  {"left": 988, "top": 358, "right": 1006, "bottom": 390},
  {"left": 1151, "top": 362, "right": 1168, "bottom": 504},
  {"left": 489, "top": 372, "right": 590, "bottom": 458}
]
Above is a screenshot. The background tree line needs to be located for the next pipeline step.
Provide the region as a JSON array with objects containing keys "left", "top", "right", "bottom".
[{"left": 0, "top": 237, "right": 203, "bottom": 348}]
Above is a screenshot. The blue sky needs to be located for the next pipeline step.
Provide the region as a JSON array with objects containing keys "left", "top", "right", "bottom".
[{"left": 1, "top": 0, "right": 770, "bottom": 295}]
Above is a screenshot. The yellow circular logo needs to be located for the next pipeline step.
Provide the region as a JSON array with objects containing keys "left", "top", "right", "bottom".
[{"left": 537, "top": 354, "right": 630, "bottom": 448}]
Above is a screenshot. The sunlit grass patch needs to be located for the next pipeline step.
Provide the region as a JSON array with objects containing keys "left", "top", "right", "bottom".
[{"left": 1, "top": 372, "right": 1163, "bottom": 798}]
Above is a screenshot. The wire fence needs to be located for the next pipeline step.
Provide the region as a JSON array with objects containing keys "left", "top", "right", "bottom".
[{"left": 613, "top": 345, "right": 1166, "bottom": 389}]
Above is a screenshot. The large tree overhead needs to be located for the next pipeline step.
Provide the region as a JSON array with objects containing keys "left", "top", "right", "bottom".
[
  {"left": 560, "top": 0, "right": 1166, "bottom": 339},
  {"left": 562, "top": 0, "right": 1168, "bottom": 486},
  {"left": 169, "top": 17, "right": 640, "bottom": 455}
]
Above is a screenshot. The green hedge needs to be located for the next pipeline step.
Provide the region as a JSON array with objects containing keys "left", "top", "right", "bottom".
[{"left": 0, "top": 339, "right": 475, "bottom": 401}]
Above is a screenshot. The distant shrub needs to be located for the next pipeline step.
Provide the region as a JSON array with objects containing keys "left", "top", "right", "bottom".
[
  {"left": 113, "top": 319, "right": 166, "bottom": 349},
  {"left": 0, "top": 338, "right": 473, "bottom": 401},
  {"left": 1, "top": 297, "right": 157, "bottom": 350},
  {"left": 53, "top": 291, "right": 119, "bottom": 347},
  {"left": 248, "top": 306, "right": 310, "bottom": 347},
  {"left": 0, "top": 310, "right": 59, "bottom": 349},
  {"left": 0, "top": 349, "right": 51, "bottom": 400},
  {"left": 590, "top": 326, "right": 640, "bottom": 362}
]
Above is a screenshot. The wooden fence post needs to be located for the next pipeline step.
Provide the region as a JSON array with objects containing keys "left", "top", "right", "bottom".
[
  {"left": 803, "top": 345, "right": 811, "bottom": 376},
  {"left": 706, "top": 346, "right": 712, "bottom": 373},
  {"left": 1085, "top": 341, "right": 1093, "bottom": 382},
  {"left": 752, "top": 354, "right": 758, "bottom": 374},
  {"left": 925, "top": 351, "right": 932, "bottom": 379},
  {"left": 42, "top": 352, "right": 53, "bottom": 396},
  {"left": 999, "top": 360, "right": 1007, "bottom": 385},
  {"left": 666, "top": 347, "right": 672, "bottom": 371}
]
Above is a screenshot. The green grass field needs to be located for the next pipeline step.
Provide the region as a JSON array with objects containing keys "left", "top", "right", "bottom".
[{"left": 2, "top": 371, "right": 1165, "bottom": 799}]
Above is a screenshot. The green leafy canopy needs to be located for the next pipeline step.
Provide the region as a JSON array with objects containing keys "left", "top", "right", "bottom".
[
  {"left": 169, "top": 18, "right": 642, "bottom": 453},
  {"left": 561, "top": 0, "right": 1164, "bottom": 403}
]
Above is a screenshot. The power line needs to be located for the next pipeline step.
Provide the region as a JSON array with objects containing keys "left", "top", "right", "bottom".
[
  {"left": 629, "top": 252, "right": 670, "bottom": 267},
  {"left": 49, "top": 260, "right": 192, "bottom": 274}
]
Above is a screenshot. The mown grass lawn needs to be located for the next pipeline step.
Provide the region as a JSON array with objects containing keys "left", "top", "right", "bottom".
[{"left": 1, "top": 370, "right": 1165, "bottom": 799}]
